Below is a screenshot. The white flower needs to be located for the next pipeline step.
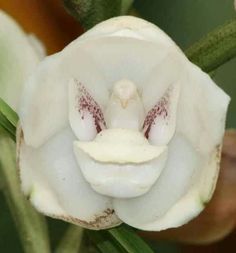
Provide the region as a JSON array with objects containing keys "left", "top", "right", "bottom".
[
  {"left": 0, "top": 11, "right": 45, "bottom": 110},
  {"left": 17, "top": 16, "right": 230, "bottom": 231}
]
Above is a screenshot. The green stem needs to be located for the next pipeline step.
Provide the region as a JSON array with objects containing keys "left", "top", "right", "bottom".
[
  {"left": 121, "top": 0, "right": 133, "bottom": 14},
  {"left": 55, "top": 225, "right": 84, "bottom": 253},
  {"left": 63, "top": 0, "right": 121, "bottom": 30},
  {"left": 185, "top": 18, "right": 236, "bottom": 72},
  {"left": 0, "top": 134, "right": 50, "bottom": 253}
]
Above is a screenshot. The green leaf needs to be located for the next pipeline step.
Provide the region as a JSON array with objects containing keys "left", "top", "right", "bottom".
[
  {"left": 0, "top": 97, "right": 18, "bottom": 126},
  {"left": 0, "top": 98, "right": 18, "bottom": 140},
  {"left": 0, "top": 112, "right": 15, "bottom": 140},
  {"left": 108, "top": 225, "right": 154, "bottom": 253},
  {"left": 63, "top": 0, "right": 121, "bottom": 30},
  {"left": 88, "top": 230, "right": 126, "bottom": 253},
  {"left": 87, "top": 225, "right": 154, "bottom": 253}
]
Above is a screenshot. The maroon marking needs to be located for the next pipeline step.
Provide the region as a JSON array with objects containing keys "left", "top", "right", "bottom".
[
  {"left": 74, "top": 80, "right": 106, "bottom": 133},
  {"left": 143, "top": 88, "right": 170, "bottom": 139}
]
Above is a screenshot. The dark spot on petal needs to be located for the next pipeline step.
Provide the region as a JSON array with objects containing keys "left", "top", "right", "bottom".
[{"left": 143, "top": 88, "right": 171, "bottom": 138}]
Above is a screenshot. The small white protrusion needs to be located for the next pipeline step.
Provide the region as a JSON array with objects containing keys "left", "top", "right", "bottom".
[
  {"left": 104, "top": 79, "right": 145, "bottom": 130},
  {"left": 113, "top": 79, "right": 138, "bottom": 108}
]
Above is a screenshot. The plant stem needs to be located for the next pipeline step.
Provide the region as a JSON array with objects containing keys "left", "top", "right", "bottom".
[
  {"left": 55, "top": 225, "right": 84, "bottom": 253},
  {"left": 121, "top": 0, "right": 134, "bottom": 14},
  {"left": 0, "top": 134, "right": 50, "bottom": 253},
  {"left": 63, "top": 0, "right": 121, "bottom": 30},
  {"left": 185, "top": 18, "right": 236, "bottom": 72}
]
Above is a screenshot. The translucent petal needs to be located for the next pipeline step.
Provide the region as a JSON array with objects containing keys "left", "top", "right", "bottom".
[
  {"left": 18, "top": 127, "right": 121, "bottom": 229},
  {"left": 177, "top": 62, "right": 230, "bottom": 154},
  {"left": 113, "top": 134, "right": 203, "bottom": 229},
  {"left": 79, "top": 37, "right": 169, "bottom": 87}
]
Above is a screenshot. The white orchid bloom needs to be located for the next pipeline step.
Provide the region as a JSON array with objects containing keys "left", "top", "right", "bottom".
[
  {"left": 0, "top": 10, "right": 45, "bottom": 111},
  {"left": 17, "top": 16, "right": 230, "bottom": 231}
]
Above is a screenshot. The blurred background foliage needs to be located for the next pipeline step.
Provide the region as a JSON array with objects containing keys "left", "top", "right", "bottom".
[{"left": 0, "top": 0, "right": 235, "bottom": 252}]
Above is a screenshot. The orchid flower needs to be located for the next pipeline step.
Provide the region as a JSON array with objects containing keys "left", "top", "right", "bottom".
[{"left": 17, "top": 16, "right": 230, "bottom": 231}]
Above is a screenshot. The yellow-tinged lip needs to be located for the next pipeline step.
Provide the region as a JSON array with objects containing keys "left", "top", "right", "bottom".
[{"left": 74, "top": 129, "right": 167, "bottom": 164}]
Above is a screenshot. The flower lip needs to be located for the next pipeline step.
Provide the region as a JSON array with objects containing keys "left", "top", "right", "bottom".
[
  {"left": 74, "top": 128, "right": 167, "bottom": 164},
  {"left": 73, "top": 128, "right": 168, "bottom": 198}
]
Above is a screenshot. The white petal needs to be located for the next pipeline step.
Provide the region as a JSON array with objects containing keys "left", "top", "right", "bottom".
[
  {"left": 113, "top": 62, "right": 230, "bottom": 231},
  {"left": 79, "top": 37, "right": 169, "bottom": 86},
  {"left": 113, "top": 134, "right": 204, "bottom": 230},
  {"left": 79, "top": 16, "right": 178, "bottom": 48},
  {"left": 27, "top": 34, "right": 46, "bottom": 60},
  {"left": 18, "top": 127, "right": 121, "bottom": 229},
  {"left": 20, "top": 49, "right": 109, "bottom": 147},
  {"left": 69, "top": 78, "right": 106, "bottom": 140},
  {"left": 176, "top": 62, "right": 229, "bottom": 203},
  {"left": 143, "top": 83, "right": 180, "bottom": 145},
  {"left": 73, "top": 129, "right": 168, "bottom": 198},
  {"left": 0, "top": 11, "right": 41, "bottom": 110},
  {"left": 20, "top": 16, "right": 179, "bottom": 147},
  {"left": 20, "top": 36, "right": 168, "bottom": 148},
  {"left": 140, "top": 52, "right": 183, "bottom": 145},
  {"left": 120, "top": 146, "right": 221, "bottom": 231},
  {"left": 177, "top": 62, "right": 230, "bottom": 154}
]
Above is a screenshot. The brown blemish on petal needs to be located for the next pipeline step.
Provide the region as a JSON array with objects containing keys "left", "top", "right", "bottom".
[
  {"left": 206, "top": 144, "right": 222, "bottom": 201},
  {"left": 16, "top": 123, "right": 23, "bottom": 167},
  {"left": 48, "top": 208, "right": 122, "bottom": 230},
  {"left": 16, "top": 123, "right": 24, "bottom": 183}
]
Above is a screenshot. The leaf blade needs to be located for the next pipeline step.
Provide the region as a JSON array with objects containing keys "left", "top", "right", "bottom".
[
  {"left": 87, "top": 230, "right": 126, "bottom": 253},
  {"left": 0, "top": 97, "right": 18, "bottom": 127},
  {"left": 108, "top": 225, "right": 154, "bottom": 253},
  {"left": 0, "top": 98, "right": 18, "bottom": 140}
]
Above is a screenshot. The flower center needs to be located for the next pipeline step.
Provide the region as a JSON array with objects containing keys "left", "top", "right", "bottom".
[{"left": 104, "top": 79, "right": 145, "bottom": 130}]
